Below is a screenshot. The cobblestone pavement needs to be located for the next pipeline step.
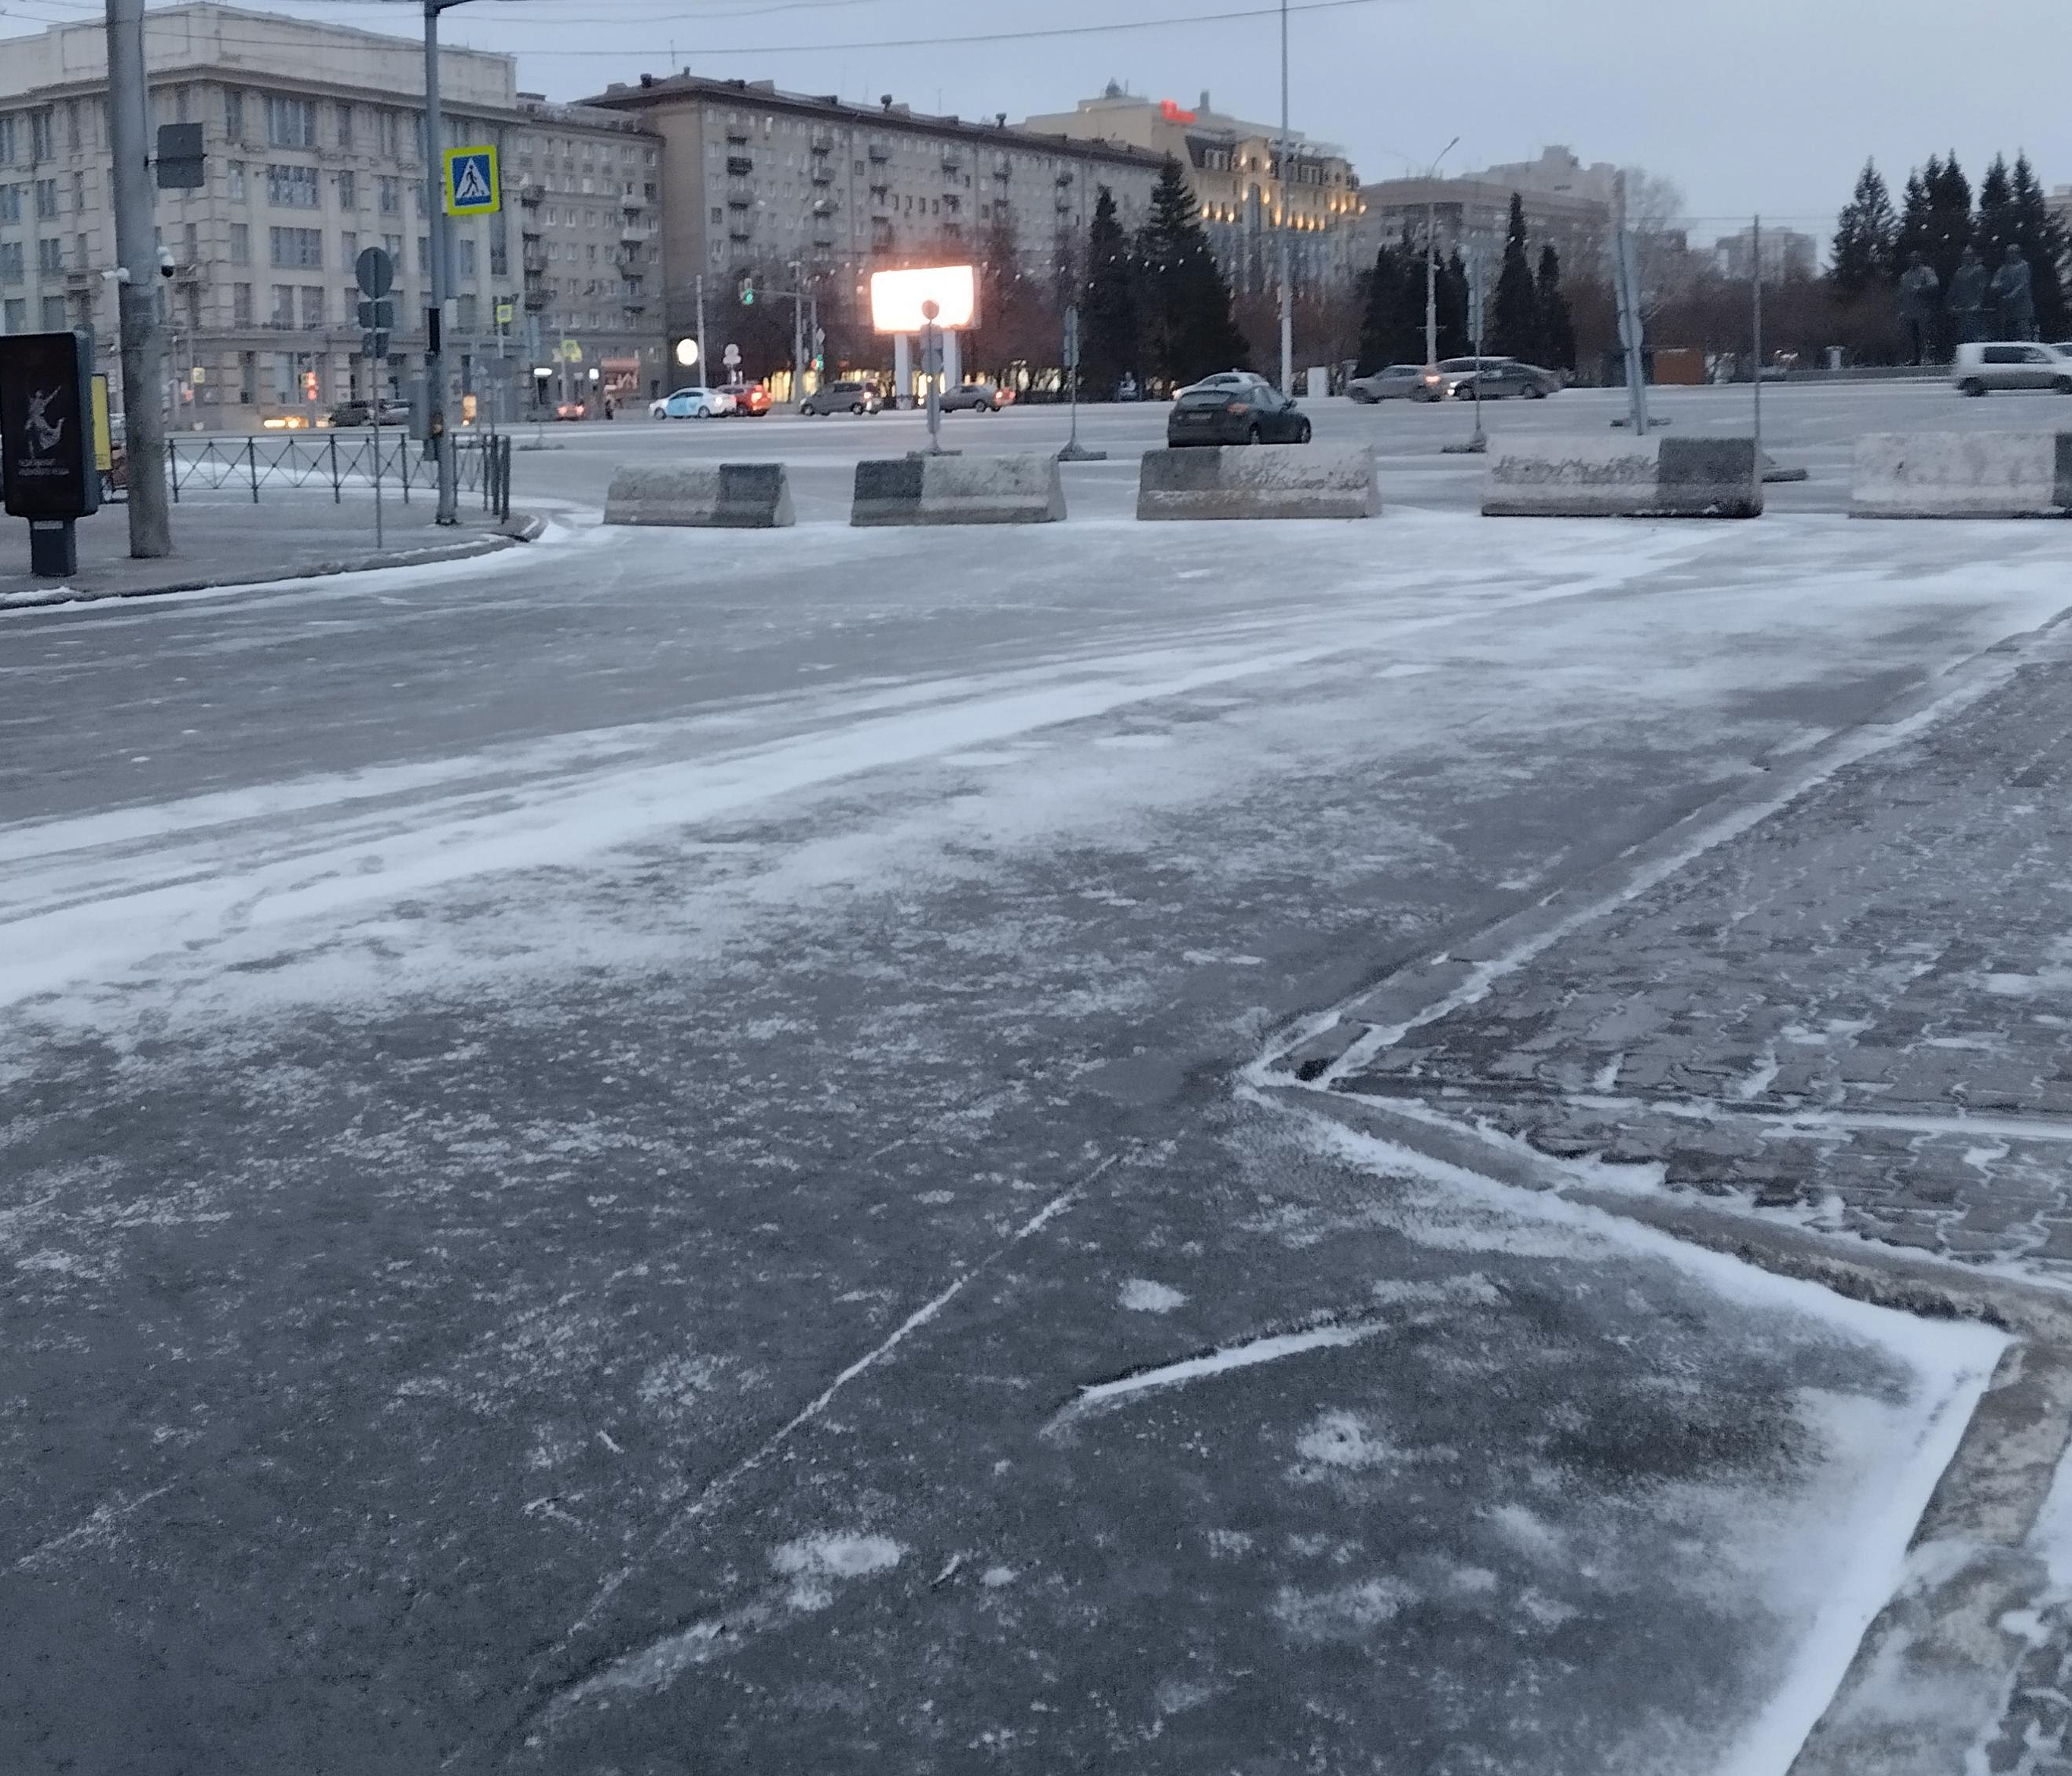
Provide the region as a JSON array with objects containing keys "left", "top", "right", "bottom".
[{"left": 1327, "top": 635, "right": 2072, "bottom": 1285}]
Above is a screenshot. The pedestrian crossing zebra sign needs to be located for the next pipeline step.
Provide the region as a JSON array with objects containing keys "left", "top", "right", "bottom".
[{"left": 444, "top": 145, "right": 500, "bottom": 216}]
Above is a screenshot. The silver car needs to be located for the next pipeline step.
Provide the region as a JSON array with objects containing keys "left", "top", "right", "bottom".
[
  {"left": 1953, "top": 341, "right": 2072, "bottom": 396},
  {"left": 1347, "top": 364, "right": 1431, "bottom": 403}
]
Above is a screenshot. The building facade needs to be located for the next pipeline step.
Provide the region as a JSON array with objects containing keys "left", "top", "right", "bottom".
[
  {"left": 0, "top": 4, "right": 665, "bottom": 427},
  {"left": 1019, "top": 85, "right": 1364, "bottom": 295},
  {"left": 1709, "top": 224, "right": 1818, "bottom": 283},
  {"left": 584, "top": 72, "right": 1166, "bottom": 369},
  {"left": 1356, "top": 145, "right": 1617, "bottom": 277}
]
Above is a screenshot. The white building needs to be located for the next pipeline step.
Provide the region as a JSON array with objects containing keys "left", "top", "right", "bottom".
[{"left": 0, "top": 4, "right": 666, "bottom": 426}]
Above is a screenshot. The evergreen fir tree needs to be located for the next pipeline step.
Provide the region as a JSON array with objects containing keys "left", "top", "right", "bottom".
[
  {"left": 2010, "top": 152, "right": 2070, "bottom": 340},
  {"left": 1535, "top": 243, "right": 1576, "bottom": 372},
  {"left": 1893, "top": 166, "right": 1932, "bottom": 269},
  {"left": 1436, "top": 248, "right": 1470, "bottom": 359},
  {"left": 1975, "top": 154, "right": 2017, "bottom": 265},
  {"left": 1135, "top": 157, "right": 1250, "bottom": 386},
  {"left": 1830, "top": 160, "right": 1898, "bottom": 293},
  {"left": 1356, "top": 244, "right": 1417, "bottom": 373},
  {"left": 1925, "top": 152, "right": 1975, "bottom": 291},
  {"left": 1078, "top": 185, "right": 1140, "bottom": 397},
  {"left": 1489, "top": 192, "right": 1541, "bottom": 360}
]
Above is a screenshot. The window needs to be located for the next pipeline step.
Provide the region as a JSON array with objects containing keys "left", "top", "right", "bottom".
[
  {"left": 710, "top": 205, "right": 723, "bottom": 225},
  {"left": 336, "top": 170, "right": 356, "bottom": 210},
  {"left": 270, "top": 284, "right": 294, "bottom": 325},
  {"left": 418, "top": 233, "right": 430, "bottom": 272},
  {"left": 265, "top": 95, "right": 317, "bottom": 149},
  {"left": 378, "top": 175, "right": 399, "bottom": 214},
  {"left": 0, "top": 240, "right": 21, "bottom": 282},
  {"left": 457, "top": 236, "right": 476, "bottom": 277},
  {"left": 382, "top": 233, "right": 402, "bottom": 263},
  {"left": 34, "top": 178, "right": 56, "bottom": 219},
  {"left": 1983, "top": 346, "right": 2026, "bottom": 365},
  {"left": 224, "top": 89, "right": 244, "bottom": 141},
  {"left": 340, "top": 229, "right": 357, "bottom": 269},
  {"left": 456, "top": 292, "right": 477, "bottom": 330},
  {"left": 228, "top": 160, "right": 246, "bottom": 201},
  {"left": 489, "top": 213, "right": 507, "bottom": 276},
  {"left": 336, "top": 102, "right": 353, "bottom": 150},
  {"left": 41, "top": 293, "right": 65, "bottom": 329},
  {"left": 36, "top": 236, "right": 61, "bottom": 274},
  {"left": 71, "top": 170, "right": 82, "bottom": 213},
  {"left": 0, "top": 118, "right": 16, "bottom": 165},
  {"left": 0, "top": 185, "right": 17, "bottom": 224},
  {"left": 299, "top": 285, "right": 324, "bottom": 326},
  {"left": 378, "top": 109, "right": 401, "bottom": 158},
  {"left": 269, "top": 225, "right": 322, "bottom": 268},
  {"left": 266, "top": 164, "right": 319, "bottom": 208},
  {"left": 30, "top": 111, "right": 53, "bottom": 162},
  {"left": 232, "top": 281, "right": 251, "bottom": 324},
  {"left": 2, "top": 297, "right": 24, "bottom": 331}
]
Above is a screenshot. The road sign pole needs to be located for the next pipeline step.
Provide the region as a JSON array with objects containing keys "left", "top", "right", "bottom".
[
  {"left": 423, "top": 0, "right": 457, "bottom": 524},
  {"left": 105, "top": 0, "right": 172, "bottom": 558}
]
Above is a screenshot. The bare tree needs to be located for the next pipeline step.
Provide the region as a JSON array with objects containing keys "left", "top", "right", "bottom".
[{"left": 1616, "top": 167, "right": 1702, "bottom": 320}]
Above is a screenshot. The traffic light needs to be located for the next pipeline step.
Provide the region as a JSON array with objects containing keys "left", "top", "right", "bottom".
[
  {"left": 738, "top": 276, "right": 754, "bottom": 306},
  {"left": 302, "top": 369, "right": 319, "bottom": 401}
]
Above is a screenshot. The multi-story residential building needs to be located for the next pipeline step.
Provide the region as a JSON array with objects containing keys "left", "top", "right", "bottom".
[
  {"left": 1357, "top": 145, "right": 1619, "bottom": 276},
  {"left": 1018, "top": 85, "right": 1365, "bottom": 296},
  {"left": 0, "top": 4, "right": 664, "bottom": 427},
  {"left": 1710, "top": 224, "right": 1818, "bottom": 283},
  {"left": 585, "top": 72, "right": 1166, "bottom": 372}
]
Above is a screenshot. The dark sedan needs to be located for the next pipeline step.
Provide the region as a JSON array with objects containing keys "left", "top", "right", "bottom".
[
  {"left": 1442, "top": 357, "right": 1559, "bottom": 399},
  {"left": 1166, "top": 382, "right": 1312, "bottom": 446}
]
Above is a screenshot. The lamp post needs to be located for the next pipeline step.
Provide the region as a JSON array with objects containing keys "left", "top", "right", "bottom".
[
  {"left": 1422, "top": 136, "right": 1460, "bottom": 372},
  {"left": 422, "top": 0, "right": 470, "bottom": 525},
  {"left": 1276, "top": 0, "right": 1291, "bottom": 393}
]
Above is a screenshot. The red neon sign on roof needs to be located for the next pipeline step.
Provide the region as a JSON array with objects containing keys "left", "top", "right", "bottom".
[{"left": 1159, "top": 98, "right": 1197, "bottom": 125}]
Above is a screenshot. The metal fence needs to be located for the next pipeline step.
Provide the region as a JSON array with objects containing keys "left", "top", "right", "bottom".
[{"left": 166, "top": 431, "right": 512, "bottom": 519}]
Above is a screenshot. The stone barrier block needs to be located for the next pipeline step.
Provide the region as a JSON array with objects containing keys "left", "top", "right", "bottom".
[
  {"left": 851, "top": 453, "right": 1066, "bottom": 525},
  {"left": 1851, "top": 432, "right": 2072, "bottom": 517},
  {"left": 1483, "top": 435, "right": 1763, "bottom": 518},
  {"left": 603, "top": 462, "right": 794, "bottom": 528},
  {"left": 1136, "top": 445, "right": 1379, "bottom": 519}
]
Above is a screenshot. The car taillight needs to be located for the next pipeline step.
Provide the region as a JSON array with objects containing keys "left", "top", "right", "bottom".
[{"left": 1225, "top": 401, "right": 1251, "bottom": 415}]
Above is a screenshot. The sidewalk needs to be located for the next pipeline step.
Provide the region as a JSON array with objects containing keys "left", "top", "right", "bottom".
[
  {"left": 1281, "top": 620, "right": 2072, "bottom": 1771},
  {"left": 2, "top": 499, "right": 538, "bottom": 606}
]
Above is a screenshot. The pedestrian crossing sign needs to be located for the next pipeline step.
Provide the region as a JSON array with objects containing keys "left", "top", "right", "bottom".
[{"left": 444, "top": 145, "right": 500, "bottom": 216}]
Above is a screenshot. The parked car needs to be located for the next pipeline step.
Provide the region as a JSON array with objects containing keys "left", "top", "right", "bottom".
[
  {"left": 718, "top": 381, "right": 773, "bottom": 416},
  {"left": 1953, "top": 341, "right": 2072, "bottom": 396},
  {"left": 800, "top": 379, "right": 883, "bottom": 416},
  {"left": 939, "top": 382, "right": 1014, "bottom": 412},
  {"left": 1174, "top": 370, "right": 1272, "bottom": 401},
  {"left": 326, "top": 398, "right": 410, "bottom": 427},
  {"left": 1441, "top": 357, "right": 1558, "bottom": 400},
  {"left": 650, "top": 385, "right": 734, "bottom": 419},
  {"left": 1166, "top": 381, "right": 1312, "bottom": 446},
  {"left": 1346, "top": 364, "right": 1430, "bottom": 403}
]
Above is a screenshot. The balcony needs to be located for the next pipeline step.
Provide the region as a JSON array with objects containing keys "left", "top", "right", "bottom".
[
  {"left": 523, "top": 248, "right": 547, "bottom": 273},
  {"left": 518, "top": 181, "right": 544, "bottom": 206},
  {"left": 811, "top": 128, "right": 835, "bottom": 151},
  {"left": 727, "top": 221, "right": 752, "bottom": 242},
  {"left": 521, "top": 220, "right": 544, "bottom": 240},
  {"left": 725, "top": 155, "right": 753, "bottom": 176},
  {"left": 726, "top": 193, "right": 752, "bottom": 211},
  {"left": 523, "top": 288, "right": 549, "bottom": 312},
  {"left": 810, "top": 161, "right": 833, "bottom": 185},
  {"left": 940, "top": 151, "right": 961, "bottom": 172},
  {"left": 725, "top": 126, "right": 750, "bottom": 145},
  {"left": 811, "top": 196, "right": 836, "bottom": 217},
  {"left": 1056, "top": 169, "right": 1074, "bottom": 187},
  {"left": 620, "top": 224, "right": 649, "bottom": 244},
  {"left": 867, "top": 142, "right": 889, "bottom": 162}
]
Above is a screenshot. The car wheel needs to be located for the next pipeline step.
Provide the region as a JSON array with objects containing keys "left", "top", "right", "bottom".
[
  {"left": 850, "top": 401, "right": 864, "bottom": 415},
  {"left": 1245, "top": 423, "right": 1262, "bottom": 445},
  {"left": 1960, "top": 379, "right": 1988, "bottom": 397},
  {"left": 1294, "top": 419, "right": 1312, "bottom": 443},
  {"left": 1525, "top": 383, "right": 1548, "bottom": 399},
  {"left": 2054, "top": 378, "right": 2072, "bottom": 395}
]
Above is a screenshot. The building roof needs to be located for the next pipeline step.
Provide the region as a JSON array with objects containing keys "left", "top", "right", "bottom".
[{"left": 584, "top": 71, "right": 1170, "bottom": 169}]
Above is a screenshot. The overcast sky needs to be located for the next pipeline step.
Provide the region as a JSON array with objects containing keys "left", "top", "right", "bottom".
[{"left": 14, "top": 0, "right": 2072, "bottom": 248}]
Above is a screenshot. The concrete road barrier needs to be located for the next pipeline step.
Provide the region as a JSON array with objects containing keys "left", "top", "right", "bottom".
[
  {"left": 1851, "top": 432, "right": 2072, "bottom": 517},
  {"left": 851, "top": 454, "right": 1066, "bottom": 525},
  {"left": 603, "top": 463, "right": 794, "bottom": 528},
  {"left": 1136, "top": 445, "right": 1379, "bottom": 520},
  {"left": 1484, "top": 436, "right": 1763, "bottom": 518}
]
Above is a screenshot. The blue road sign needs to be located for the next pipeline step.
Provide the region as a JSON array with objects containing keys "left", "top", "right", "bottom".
[{"left": 444, "top": 145, "right": 500, "bottom": 216}]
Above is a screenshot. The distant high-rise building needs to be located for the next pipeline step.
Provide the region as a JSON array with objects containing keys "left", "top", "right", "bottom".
[
  {"left": 1710, "top": 224, "right": 1818, "bottom": 282},
  {"left": 1356, "top": 146, "right": 1618, "bottom": 274}
]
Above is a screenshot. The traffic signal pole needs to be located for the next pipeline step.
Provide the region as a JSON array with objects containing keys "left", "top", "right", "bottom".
[{"left": 104, "top": 0, "right": 171, "bottom": 558}]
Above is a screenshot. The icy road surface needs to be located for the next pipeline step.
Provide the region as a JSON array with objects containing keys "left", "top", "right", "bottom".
[{"left": 0, "top": 509, "right": 2058, "bottom": 1774}]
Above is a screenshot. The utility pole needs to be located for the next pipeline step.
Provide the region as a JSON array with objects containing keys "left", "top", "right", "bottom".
[
  {"left": 104, "top": 0, "right": 170, "bottom": 557},
  {"left": 1422, "top": 137, "right": 1459, "bottom": 372},
  {"left": 694, "top": 272, "right": 708, "bottom": 382},
  {"left": 1752, "top": 212, "right": 1764, "bottom": 491},
  {"left": 1276, "top": 0, "right": 1292, "bottom": 393},
  {"left": 422, "top": 0, "right": 461, "bottom": 524},
  {"left": 789, "top": 258, "right": 805, "bottom": 402}
]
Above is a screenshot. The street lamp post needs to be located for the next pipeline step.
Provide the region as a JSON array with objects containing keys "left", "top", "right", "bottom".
[
  {"left": 1276, "top": 0, "right": 1292, "bottom": 394},
  {"left": 422, "top": 0, "right": 468, "bottom": 525},
  {"left": 1423, "top": 136, "right": 1460, "bottom": 372}
]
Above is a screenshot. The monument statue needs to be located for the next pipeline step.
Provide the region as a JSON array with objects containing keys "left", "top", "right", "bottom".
[
  {"left": 1946, "top": 245, "right": 1990, "bottom": 345},
  {"left": 1990, "top": 244, "right": 2037, "bottom": 341},
  {"left": 1897, "top": 251, "right": 1941, "bottom": 364}
]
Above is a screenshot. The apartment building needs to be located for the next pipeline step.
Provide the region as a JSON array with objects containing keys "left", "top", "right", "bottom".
[
  {"left": 0, "top": 4, "right": 664, "bottom": 425},
  {"left": 1709, "top": 224, "right": 1818, "bottom": 283},
  {"left": 1356, "top": 146, "right": 1617, "bottom": 276},
  {"left": 1019, "top": 85, "right": 1365, "bottom": 296},
  {"left": 585, "top": 72, "right": 1166, "bottom": 354}
]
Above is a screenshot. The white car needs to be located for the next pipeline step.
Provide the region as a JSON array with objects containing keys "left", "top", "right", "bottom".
[
  {"left": 650, "top": 385, "right": 734, "bottom": 419},
  {"left": 1952, "top": 341, "right": 2072, "bottom": 397}
]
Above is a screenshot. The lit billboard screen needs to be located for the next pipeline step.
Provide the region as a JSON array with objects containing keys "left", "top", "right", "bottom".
[{"left": 869, "top": 265, "right": 979, "bottom": 333}]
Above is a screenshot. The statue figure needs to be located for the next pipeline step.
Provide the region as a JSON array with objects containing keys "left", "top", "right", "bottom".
[
  {"left": 1897, "top": 251, "right": 1941, "bottom": 364},
  {"left": 1990, "top": 244, "right": 2037, "bottom": 341},
  {"left": 1946, "top": 245, "right": 1990, "bottom": 345}
]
